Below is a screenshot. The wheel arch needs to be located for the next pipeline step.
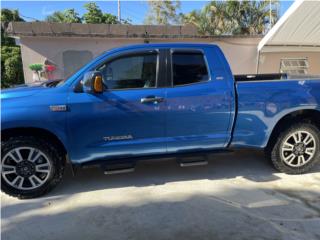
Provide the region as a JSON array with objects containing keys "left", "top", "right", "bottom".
[
  {"left": 1, "top": 127, "right": 68, "bottom": 160},
  {"left": 266, "top": 109, "right": 320, "bottom": 151}
]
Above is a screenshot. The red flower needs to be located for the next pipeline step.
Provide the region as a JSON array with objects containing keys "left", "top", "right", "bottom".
[{"left": 45, "top": 65, "right": 56, "bottom": 72}]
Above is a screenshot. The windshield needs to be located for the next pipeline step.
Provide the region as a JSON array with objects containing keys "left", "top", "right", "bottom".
[{"left": 55, "top": 64, "right": 85, "bottom": 87}]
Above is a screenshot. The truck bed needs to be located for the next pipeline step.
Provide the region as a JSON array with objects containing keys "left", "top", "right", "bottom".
[{"left": 231, "top": 77, "right": 320, "bottom": 148}]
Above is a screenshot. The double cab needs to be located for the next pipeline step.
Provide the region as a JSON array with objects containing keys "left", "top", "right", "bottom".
[{"left": 2, "top": 43, "right": 320, "bottom": 199}]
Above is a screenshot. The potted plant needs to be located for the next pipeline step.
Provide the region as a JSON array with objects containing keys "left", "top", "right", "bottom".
[{"left": 29, "top": 63, "right": 43, "bottom": 82}]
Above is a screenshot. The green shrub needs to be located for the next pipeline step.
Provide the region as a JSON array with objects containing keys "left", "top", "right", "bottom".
[
  {"left": 1, "top": 9, "right": 25, "bottom": 88},
  {"left": 1, "top": 46, "right": 24, "bottom": 88}
]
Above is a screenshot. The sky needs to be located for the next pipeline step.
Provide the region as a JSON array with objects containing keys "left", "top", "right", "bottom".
[{"left": 1, "top": 0, "right": 295, "bottom": 24}]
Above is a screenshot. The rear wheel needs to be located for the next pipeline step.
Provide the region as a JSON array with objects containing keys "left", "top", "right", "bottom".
[
  {"left": 270, "top": 123, "right": 320, "bottom": 174},
  {"left": 1, "top": 136, "right": 65, "bottom": 199}
]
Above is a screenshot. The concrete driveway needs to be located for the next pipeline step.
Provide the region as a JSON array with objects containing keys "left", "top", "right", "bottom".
[{"left": 1, "top": 150, "right": 320, "bottom": 240}]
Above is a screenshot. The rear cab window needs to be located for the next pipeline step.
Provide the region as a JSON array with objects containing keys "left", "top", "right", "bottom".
[{"left": 171, "top": 50, "right": 210, "bottom": 87}]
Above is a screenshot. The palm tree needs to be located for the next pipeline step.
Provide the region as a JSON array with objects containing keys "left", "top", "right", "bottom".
[
  {"left": 45, "top": 11, "right": 66, "bottom": 23},
  {"left": 203, "top": 1, "right": 236, "bottom": 35},
  {"left": 183, "top": 0, "right": 279, "bottom": 36},
  {"left": 183, "top": 10, "right": 209, "bottom": 35},
  {"left": 145, "top": 0, "right": 181, "bottom": 25},
  {"left": 63, "top": 9, "right": 82, "bottom": 23},
  {"left": 228, "top": 0, "right": 278, "bottom": 35},
  {"left": 45, "top": 9, "right": 81, "bottom": 23}
]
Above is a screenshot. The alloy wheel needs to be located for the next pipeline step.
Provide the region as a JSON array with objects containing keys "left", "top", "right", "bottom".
[
  {"left": 281, "top": 130, "right": 316, "bottom": 167},
  {"left": 1, "top": 147, "right": 52, "bottom": 190}
]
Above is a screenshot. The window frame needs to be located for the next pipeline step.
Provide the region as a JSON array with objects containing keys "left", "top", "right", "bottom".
[
  {"left": 95, "top": 49, "right": 160, "bottom": 91},
  {"left": 74, "top": 48, "right": 168, "bottom": 93},
  {"left": 169, "top": 48, "right": 212, "bottom": 88}
]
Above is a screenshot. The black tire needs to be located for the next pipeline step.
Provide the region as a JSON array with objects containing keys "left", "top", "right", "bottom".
[
  {"left": 269, "top": 123, "right": 320, "bottom": 174},
  {"left": 1, "top": 136, "right": 65, "bottom": 199}
]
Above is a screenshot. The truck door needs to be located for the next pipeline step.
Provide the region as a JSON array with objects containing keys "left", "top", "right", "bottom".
[
  {"left": 67, "top": 49, "right": 167, "bottom": 164},
  {"left": 165, "top": 48, "right": 234, "bottom": 153}
]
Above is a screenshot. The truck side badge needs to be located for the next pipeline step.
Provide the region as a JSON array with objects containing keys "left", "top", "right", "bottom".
[
  {"left": 50, "top": 105, "right": 67, "bottom": 112},
  {"left": 103, "top": 135, "right": 133, "bottom": 141}
]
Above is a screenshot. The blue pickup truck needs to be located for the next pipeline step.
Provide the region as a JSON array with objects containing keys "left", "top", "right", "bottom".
[{"left": 2, "top": 43, "right": 320, "bottom": 199}]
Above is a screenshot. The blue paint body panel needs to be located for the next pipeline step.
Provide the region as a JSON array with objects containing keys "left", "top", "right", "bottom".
[
  {"left": 67, "top": 88, "right": 167, "bottom": 163},
  {"left": 232, "top": 79, "right": 320, "bottom": 148},
  {"left": 1, "top": 85, "right": 69, "bottom": 149},
  {"left": 1, "top": 43, "right": 320, "bottom": 165}
]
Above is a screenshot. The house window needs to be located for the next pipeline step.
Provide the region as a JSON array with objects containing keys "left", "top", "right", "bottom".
[{"left": 280, "top": 58, "right": 309, "bottom": 75}]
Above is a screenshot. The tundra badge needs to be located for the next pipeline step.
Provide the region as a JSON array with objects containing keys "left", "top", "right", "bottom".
[
  {"left": 50, "top": 105, "right": 67, "bottom": 112},
  {"left": 103, "top": 135, "right": 133, "bottom": 141}
]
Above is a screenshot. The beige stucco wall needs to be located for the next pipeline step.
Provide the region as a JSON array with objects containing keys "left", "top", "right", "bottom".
[
  {"left": 19, "top": 36, "right": 261, "bottom": 83},
  {"left": 18, "top": 36, "right": 320, "bottom": 83},
  {"left": 258, "top": 51, "right": 320, "bottom": 75},
  {"left": 20, "top": 37, "right": 143, "bottom": 82}
]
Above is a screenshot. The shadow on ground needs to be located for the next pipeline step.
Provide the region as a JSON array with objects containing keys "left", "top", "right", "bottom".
[
  {"left": 55, "top": 150, "right": 281, "bottom": 195},
  {"left": 2, "top": 188, "right": 320, "bottom": 240},
  {"left": 1, "top": 150, "right": 320, "bottom": 240}
]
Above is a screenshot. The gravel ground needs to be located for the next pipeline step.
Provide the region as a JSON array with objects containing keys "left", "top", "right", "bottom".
[{"left": 1, "top": 150, "right": 320, "bottom": 240}]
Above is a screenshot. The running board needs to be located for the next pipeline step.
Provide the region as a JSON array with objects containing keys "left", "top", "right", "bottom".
[
  {"left": 103, "top": 162, "right": 135, "bottom": 175},
  {"left": 179, "top": 161, "right": 208, "bottom": 167},
  {"left": 178, "top": 155, "right": 208, "bottom": 167},
  {"left": 104, "top": 167, "right": 135, "bottom": 175}
]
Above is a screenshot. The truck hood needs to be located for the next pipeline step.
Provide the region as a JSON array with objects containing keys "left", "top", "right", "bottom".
[
  {"left": 1, "top": 80, "right": 62, "bottom": 100},
  {"left": 1, "top": 85, "right": 44, "bottom": 99}
]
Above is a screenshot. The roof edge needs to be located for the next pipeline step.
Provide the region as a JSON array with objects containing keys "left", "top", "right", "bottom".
[
  {"left": 258, "top": 0, "right": 304, "bottom": 51},
  {"left": 5, "top": 22, "right": 263, "bottom": 39}
]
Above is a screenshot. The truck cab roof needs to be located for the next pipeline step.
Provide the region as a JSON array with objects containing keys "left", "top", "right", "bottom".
[{"left": 105, "top": 43, "right": 218, "bottom": 54}]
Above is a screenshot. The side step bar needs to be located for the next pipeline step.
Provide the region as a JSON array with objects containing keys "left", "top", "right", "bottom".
[
  {"left": 104, "top": 167, "right": 135, "bottom": 175},
  {"left": 180, "top": 161, "right": 208, "bottom": 167},
  {"left": 178, "top": 155, "right": 208, "bottom": 167},
  {"left": 103, "top": 162, "right": 135, "bottom": 175}
]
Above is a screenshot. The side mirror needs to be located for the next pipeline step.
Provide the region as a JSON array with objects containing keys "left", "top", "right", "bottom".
[{"left": 83, "top": 71, "right": 104, "bottom": 94}]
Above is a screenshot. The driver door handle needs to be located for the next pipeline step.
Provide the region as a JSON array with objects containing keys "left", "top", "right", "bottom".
[{"left": 141, "top": 96, "right": 164, "bottom": 104}]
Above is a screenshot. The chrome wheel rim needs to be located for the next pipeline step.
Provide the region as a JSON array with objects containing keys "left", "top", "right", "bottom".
[
  {"left": 281, "top": 130, "right": 316, "bottom": 167},
  {"left": 1, "top": 147, "right": 52, "bottom": 190}
]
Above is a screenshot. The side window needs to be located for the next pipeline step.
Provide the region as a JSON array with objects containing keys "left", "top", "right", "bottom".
[
  {"left": 97, "top": 53, "right": 158, "bottom": 90},
  {"left": 172, "top": 52, "right": 209, "bottom": 86}
]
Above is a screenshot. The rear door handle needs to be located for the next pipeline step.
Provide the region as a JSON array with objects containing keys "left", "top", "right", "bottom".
[{"left": 141, "top": 96, "right": 164, "bottom": 104}]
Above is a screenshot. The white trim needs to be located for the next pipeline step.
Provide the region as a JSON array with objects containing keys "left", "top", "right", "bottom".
[
  {"left": 258, "top": 0, "right": 305, "bottom": 51},
  {"left": 260, "top": 46, "right": 320, "bottom": 53}
]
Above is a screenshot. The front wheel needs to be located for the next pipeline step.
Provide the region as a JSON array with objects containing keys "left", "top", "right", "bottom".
[
  {"left": 270, "top": 123, "right": 320, "bottom": 174},
  {"left": 1, "top": 136, "right": 65, "bottom": 199}
]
